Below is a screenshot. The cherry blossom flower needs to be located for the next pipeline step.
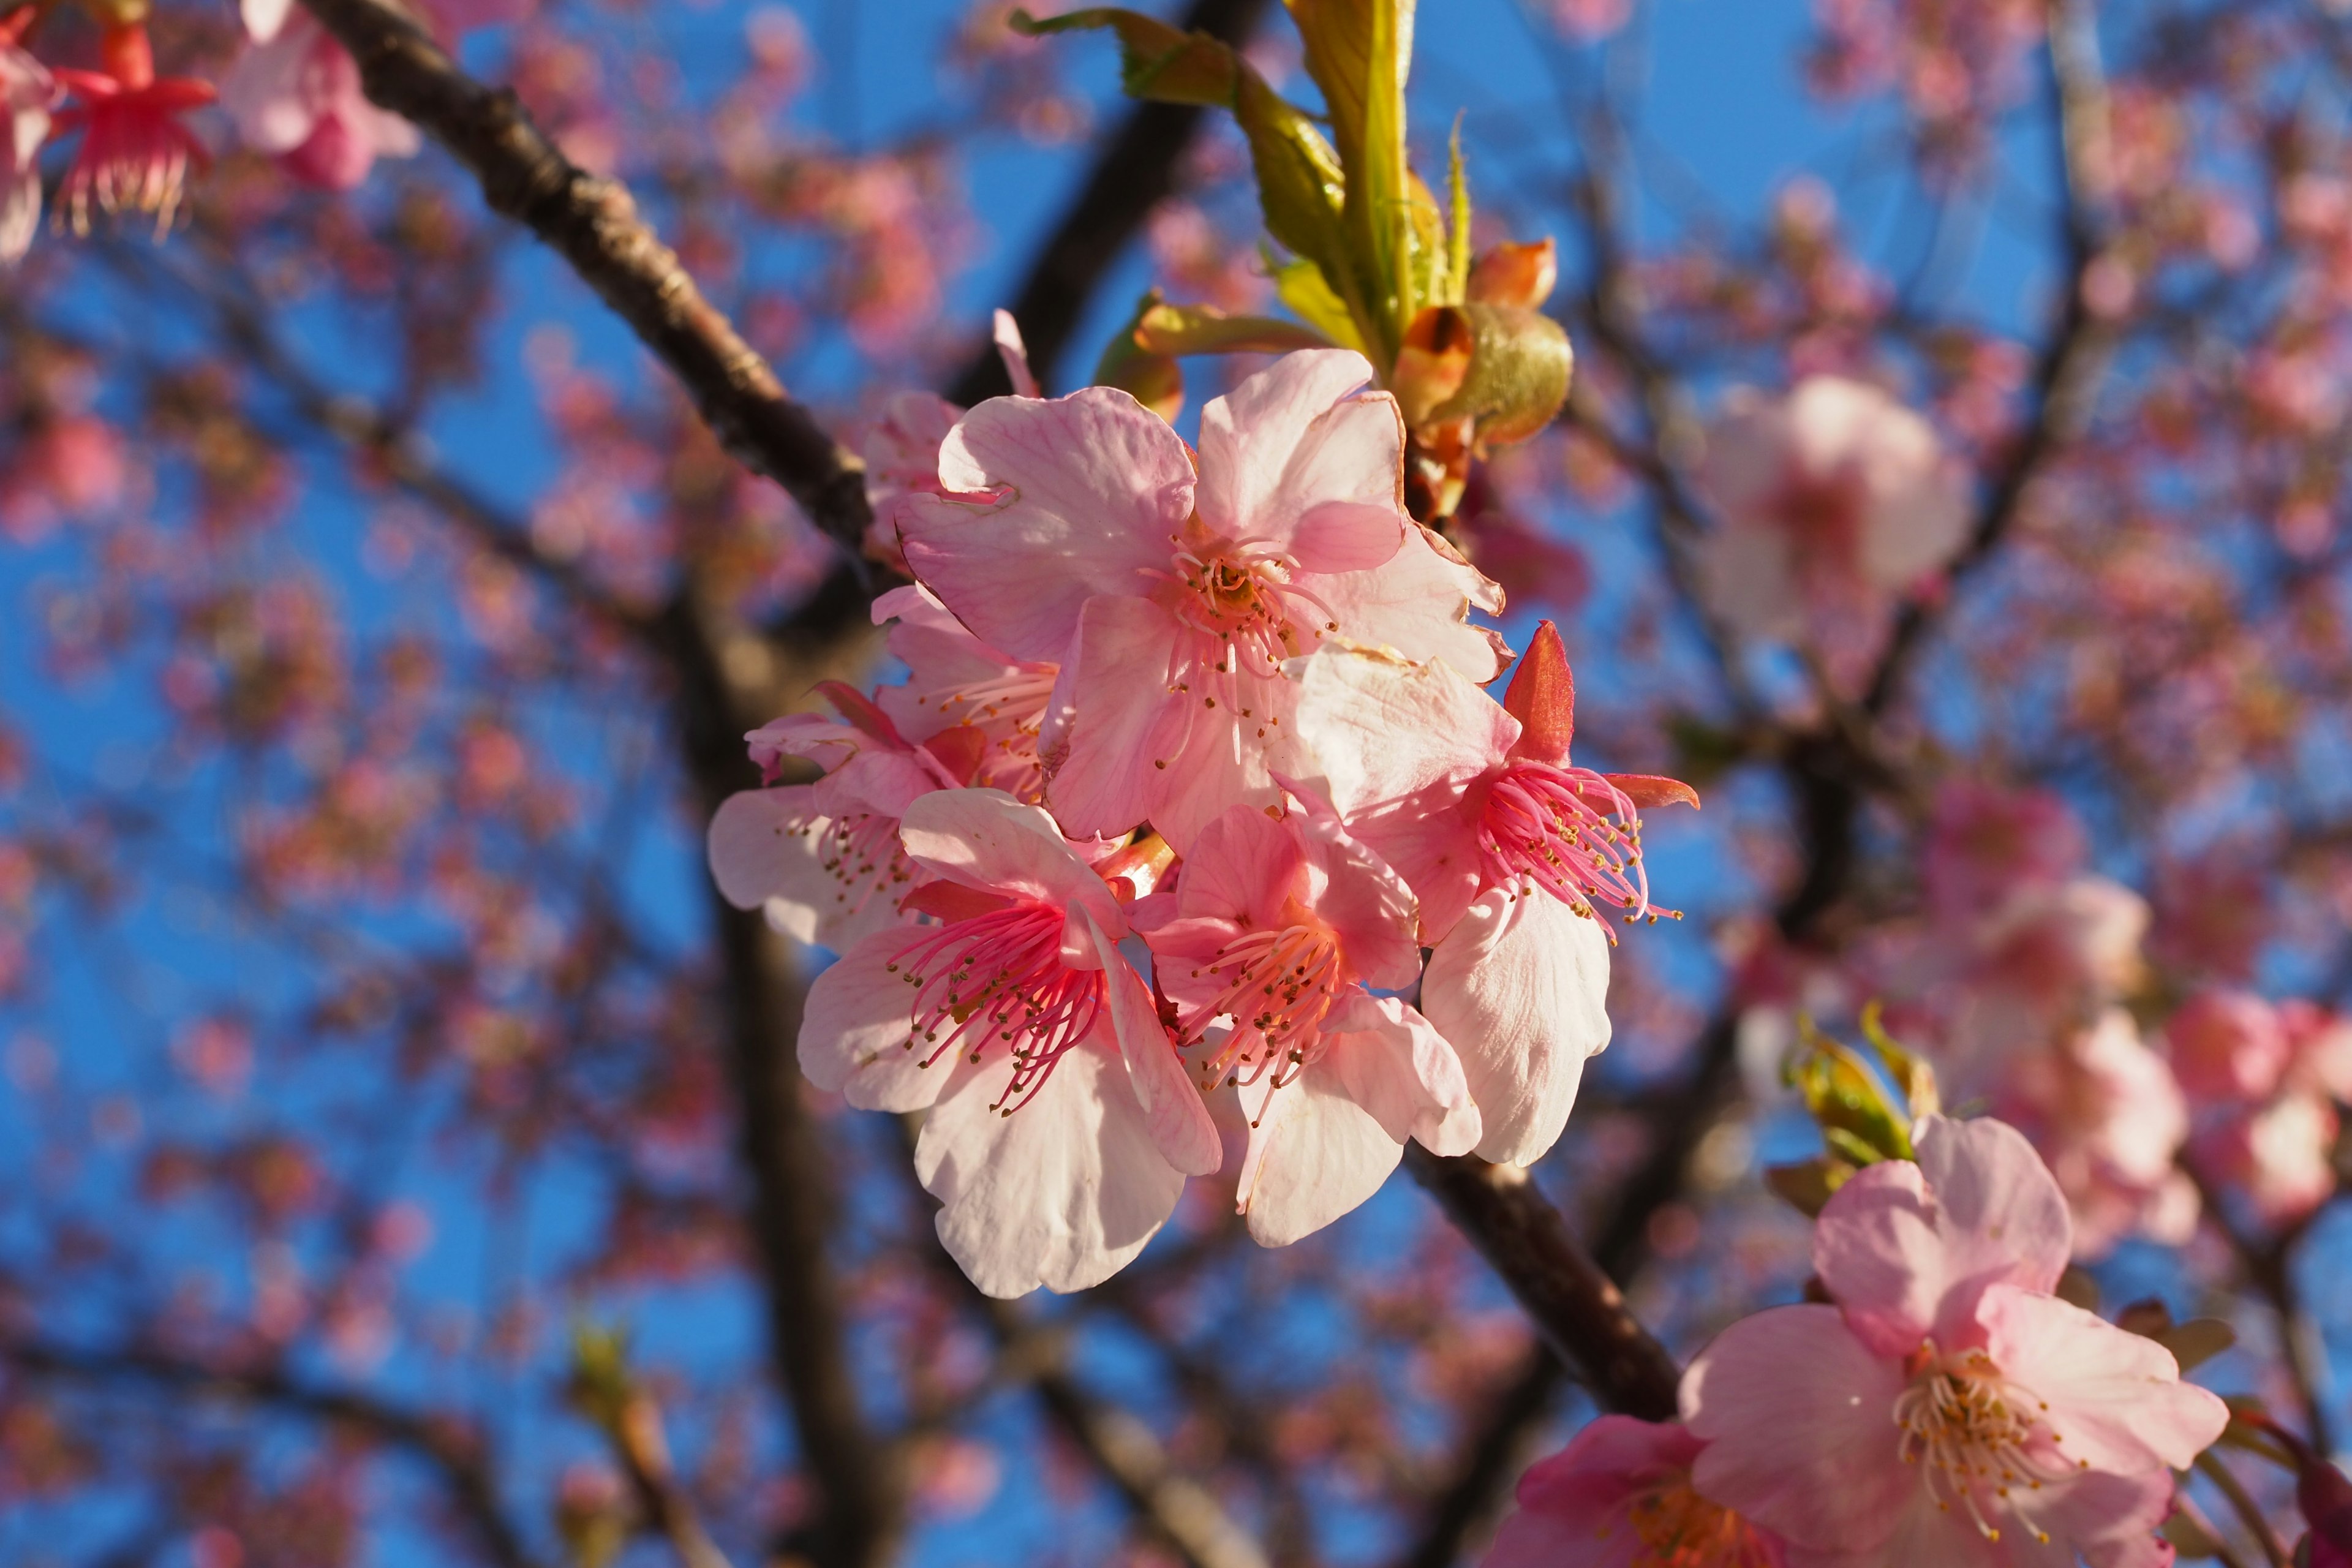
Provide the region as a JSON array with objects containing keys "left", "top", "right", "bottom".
[
  {"left": 1137, "top": 797, "right": 1477, "bottom": 1245},
  {"left": 1484, "top": 1416, "right": 1784, "bottom": 1568},
  {"left": 1694, "top": 375, "right": 1970, "bottom": 644},
  {"left": 2165, "top": 988, "right": 2291, "bottom": 1102},
  {"left": 1683, "top": 1115, "right": 2229, "bottom": 1567},
  {"left": 871, "top": 584, "right": 1056, "bottom": 804},
  {"left": 898, "top": 348, "right": 1507, "bottom": 850},
  {"left": 706, "top": 680, "right": 967, "bottom": 952},
  {"left": 799, "top": 788, "right": 1218, "bottom": 1295},
  {"left": 221, "top": 0, "right": 421, "bottom": 191},
  {"left": 1992, "top": 1007, "right": 2196, "bottom": 1254},
  {"left": 1288, "top": 622, "right": 1694, "bottom": 1164},
  {"left": 858, "top": 309, "right": 1039, "bottom": 569},
  {"left": 50, "top": 23, "right": 215, "bottom": 235},
  {"left": 2, "top": 9, "right": 53, "bottom": 265},
  {"left": 2168, "top": 992, "right": 2345, "bottom": 1229}
]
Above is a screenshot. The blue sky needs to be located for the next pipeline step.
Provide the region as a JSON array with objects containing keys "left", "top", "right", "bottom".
[{"left": 0, "top": 3, "right": 2161, "bottom": 1565}]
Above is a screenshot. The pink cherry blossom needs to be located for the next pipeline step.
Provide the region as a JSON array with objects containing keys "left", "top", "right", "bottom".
[
  {"left": 50, "top": 24, "right": 214, "bottom": 236},
  {"left": 870, "top": 584, "right": 1055, "bottom": 804},
  {"left": 1694, "top": 374, "right": 1970, "bottom": 644},
  {"left": 2193, "top": 1087, "right": 2339, "bottom": 1228},
  {"left": 1, "top": 10, "right": 53, "bottom": 265},
  {"left": 858, "top": 310, "right": 1038, "bottom": 569},
  {"left": 1992, "top": 1008, "right": 2196, "bottom": 1255},
  {"left": 2165, "top": 988, "right": 2291, "bottom": 1102},
  {"left": 1288, "top": 623, "right": 1694, "bottom": 1165},
  {"left": 898, "top": 349, "right": 1508, "bottom": 851},
  {"left": 1922, "top": 780, "right": 2087, "bottom": 929},
  {"left": 1483, "top": 1416, "right": 1785, "bottom": 1568},
  {"left": 221, "top": 0, "right": 421, "bottom": 192},
  {"left": 1683, "top": 1115, "right": 2229, "bottom": 1567},
  {"left": 706, "top": 680, "right": 967, "bottom": 952},
  {"left": 799, "top": 788, "right": 1218, "bottom": 1295},
  {"left": 1137, "top": 797, "right": 1477, "bottom": 1245}
]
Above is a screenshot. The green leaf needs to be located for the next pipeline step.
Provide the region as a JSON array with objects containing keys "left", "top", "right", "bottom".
[
  {"left": 1011, "top": 9, "right": 1237, "bottom": 103},
  {"left": 1016, "top": 10, "right": 1360, "bottom": 338},
  {"left": 1444, "top": 116, "right": 1471, "bottom": 306},
  {"left": 1134, "top": 300, "right": 1336, "bottom": 357},
  {"left": 1272, "top": 254, "right": 1367, "bottom": 353},
  {"left": 1860, "top": 1000, "right": 1940, "bottom": 1120},
  {"left": 1765, "top": 1156, "right": 1853, "bottom": 1218},
  {"left": 1787, "top": 1018, "right": 1915, "bottom": 1165},
  {"left": 1285, "top": 0, "right": 1417, "bottom": 357},
  {"left": 1093, "top": 292, "right": 1186, "bottom": 421}
]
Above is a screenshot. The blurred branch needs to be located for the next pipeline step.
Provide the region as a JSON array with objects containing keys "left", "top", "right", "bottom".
[
  {"left": 669, "top": 587, "right": 903, "bottom": 1568},
  {"left": 1, "top": 1336, "right": 543, "bottom": 1568},
  {"left": 973, "top": 1295, "right": 1273, "bottom": 1568},
  {"left": 298, "top": 0, "right": 872, "bottom": 552},
  {"left": 2182, "top": 1156, "right": 2337, "bottom": 1453},
  {"left": 571, "top": 1331, "right": 740, "bottom": 1568},
  {"left": 946, "top": 0, "right": 1273, "bottom": 403},
  {"left": 1861, "top": 0, "right": 2119, "bottom": 717},
  {"left": 159, "top": 243, "right": 663, "bottom": 647},
  {"left": 1402, "top": 1150, "right": 1681, "bottom": 1423}
]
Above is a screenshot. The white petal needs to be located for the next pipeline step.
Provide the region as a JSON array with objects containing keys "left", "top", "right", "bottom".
[
  {"left": 1085, "top": 909, "right": 1221, "bottom": 1177},
  {"left": 917, "top": 1036, "right": 1183, "bottom": 1296},
  {"left": 1234, "top": 1061, "right": 1403, "bottom": 1247},
  {"left": 1420, "top": 888, "right": 1611, "bottom": 1167},
  {"left": 1325, "top": 992, "right": 1482, "bottom": 1156},
  {"left": 797, "top": 932, "right": 957, "bottom": 1112}
]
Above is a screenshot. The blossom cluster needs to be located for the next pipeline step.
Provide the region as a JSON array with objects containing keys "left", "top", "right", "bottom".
[
  {"left": 710, "top": 347, "right": 1694, "bottom": 1295},
  {"left": 1490, "top": 1114, "right": 2230, "bottom": 1568}
]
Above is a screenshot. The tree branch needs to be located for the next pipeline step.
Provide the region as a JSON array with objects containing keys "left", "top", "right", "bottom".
[
  {"left": 945, "top": 0, "right": 1273, "bottom": 404},
  {"left": 297, "top": 0, "right": 872, "bottom": 552},
  {"left": 1403, "top": 1150, "right": 1681, "bottom": 1423},
  {"left": 1, "top": 1336, "right": 544, "bottom": 1568}
]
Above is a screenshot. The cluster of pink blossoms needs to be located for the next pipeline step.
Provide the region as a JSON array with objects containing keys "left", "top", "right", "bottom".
[
  {"left": 0, "top": 0, "right": 514, "bottom": 268},
  {"left": 1490, "top": 1115, "right": 2229, "bottom": 1567},
  {"left": 710, "top": 347, "right": 1695, "bottom": 1294}
]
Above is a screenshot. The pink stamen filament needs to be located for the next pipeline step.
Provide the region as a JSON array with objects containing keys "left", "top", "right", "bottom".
[
  {"left": 1184, "top": 923, "right": 1346, "bottom": 1094},
  {"left": 1479, "top": 761, "right": 1675, "bottom": 933},
  {"left": 1150, "top": 540, "right": 1340, "bottom": 685},
  {"left": 805, "top": 812, "right": 913, "bottom": 919},
  {"left": 886, "top": 903, "right": 1104, "bottom": 1114}
]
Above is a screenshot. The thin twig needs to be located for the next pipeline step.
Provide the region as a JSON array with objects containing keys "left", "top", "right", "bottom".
[{"left": 2, "top": 1336, "right": 545, "bottom": 1568}]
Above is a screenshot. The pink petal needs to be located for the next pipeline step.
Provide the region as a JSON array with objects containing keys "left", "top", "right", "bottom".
[
  {"left": 1177, "top": 805, "right": 1304, "bottom": 931},
  {"left": 242, "top": 0, "right": 296, "bottom": 43},
  {"left": 1809, "top": 1157, "right": 1948, "bottom": 1359},
  {"left": 992, "top": 307, "right": 1042, "bottom": 398},
  {"left": 1911, "top": 1113, "right": 2073, "bottom": 1307},
  {"left": 897, "top": 788, "right": 1123, "bottom": 935},
  {"left": 899, "top": 388, "right": 1195, "bottom": 662},
  {"left": 1325, "top": 992, "right": 1481, "bottom": 1156},
  {"left": 1234, "top": 1061, "right": 1404, "bottom": 1247},
  {"left": 706, "top": 786, "right": 913, "bottom": 952},
  {"left": 1284, "top": 788, "right": 1423, "bottom": 987},
  {"left": 1287, "top": 499, "right": 1405, "bottom": 575},
  {"left": 1815, "top": 1115, "right": 2073, "bottom": 1354},
  {"left": 1287, "top": 643, "right": 1508, "bottom": 941},
  {"left": 1083, "top": 908, "right": 1220, "bottom": 1177},
  {"left": 916, "top": 1035, "right": 1185, "bottom": 1296},
  {"left": 1313, "top": 524, "right": 1510, "bottom": 685},
  {"left": 1142, "top": 663, "right": 1298, "bottom": 852},
  {"left": 1683, "top": 1305, "right": 1917, "bottom": 1552},
  {"left": 1500, "top": 619, "right": 1577, "bottom": 766},
  {"left": 797, "top": 931, "right": 962, "bottom": 1112},
  {"left": 1420, "top": 888, "right": 1611, "bottom": 1167},
  {"left": 219, "top": 24, "right": 322, "bottom": 153},
  {"left": 1981, "top": 1285, "right": 2230, "bottom": 1475},
  {"left": 1038, "top": 595, "right": 1192, "bottom": 844},
  {"left": 2046, "top": 1469, "right": 2182, "bottom": 1568},
  {"left": 1194, "top": 349, "right": 1399, "bottom": 546}
]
